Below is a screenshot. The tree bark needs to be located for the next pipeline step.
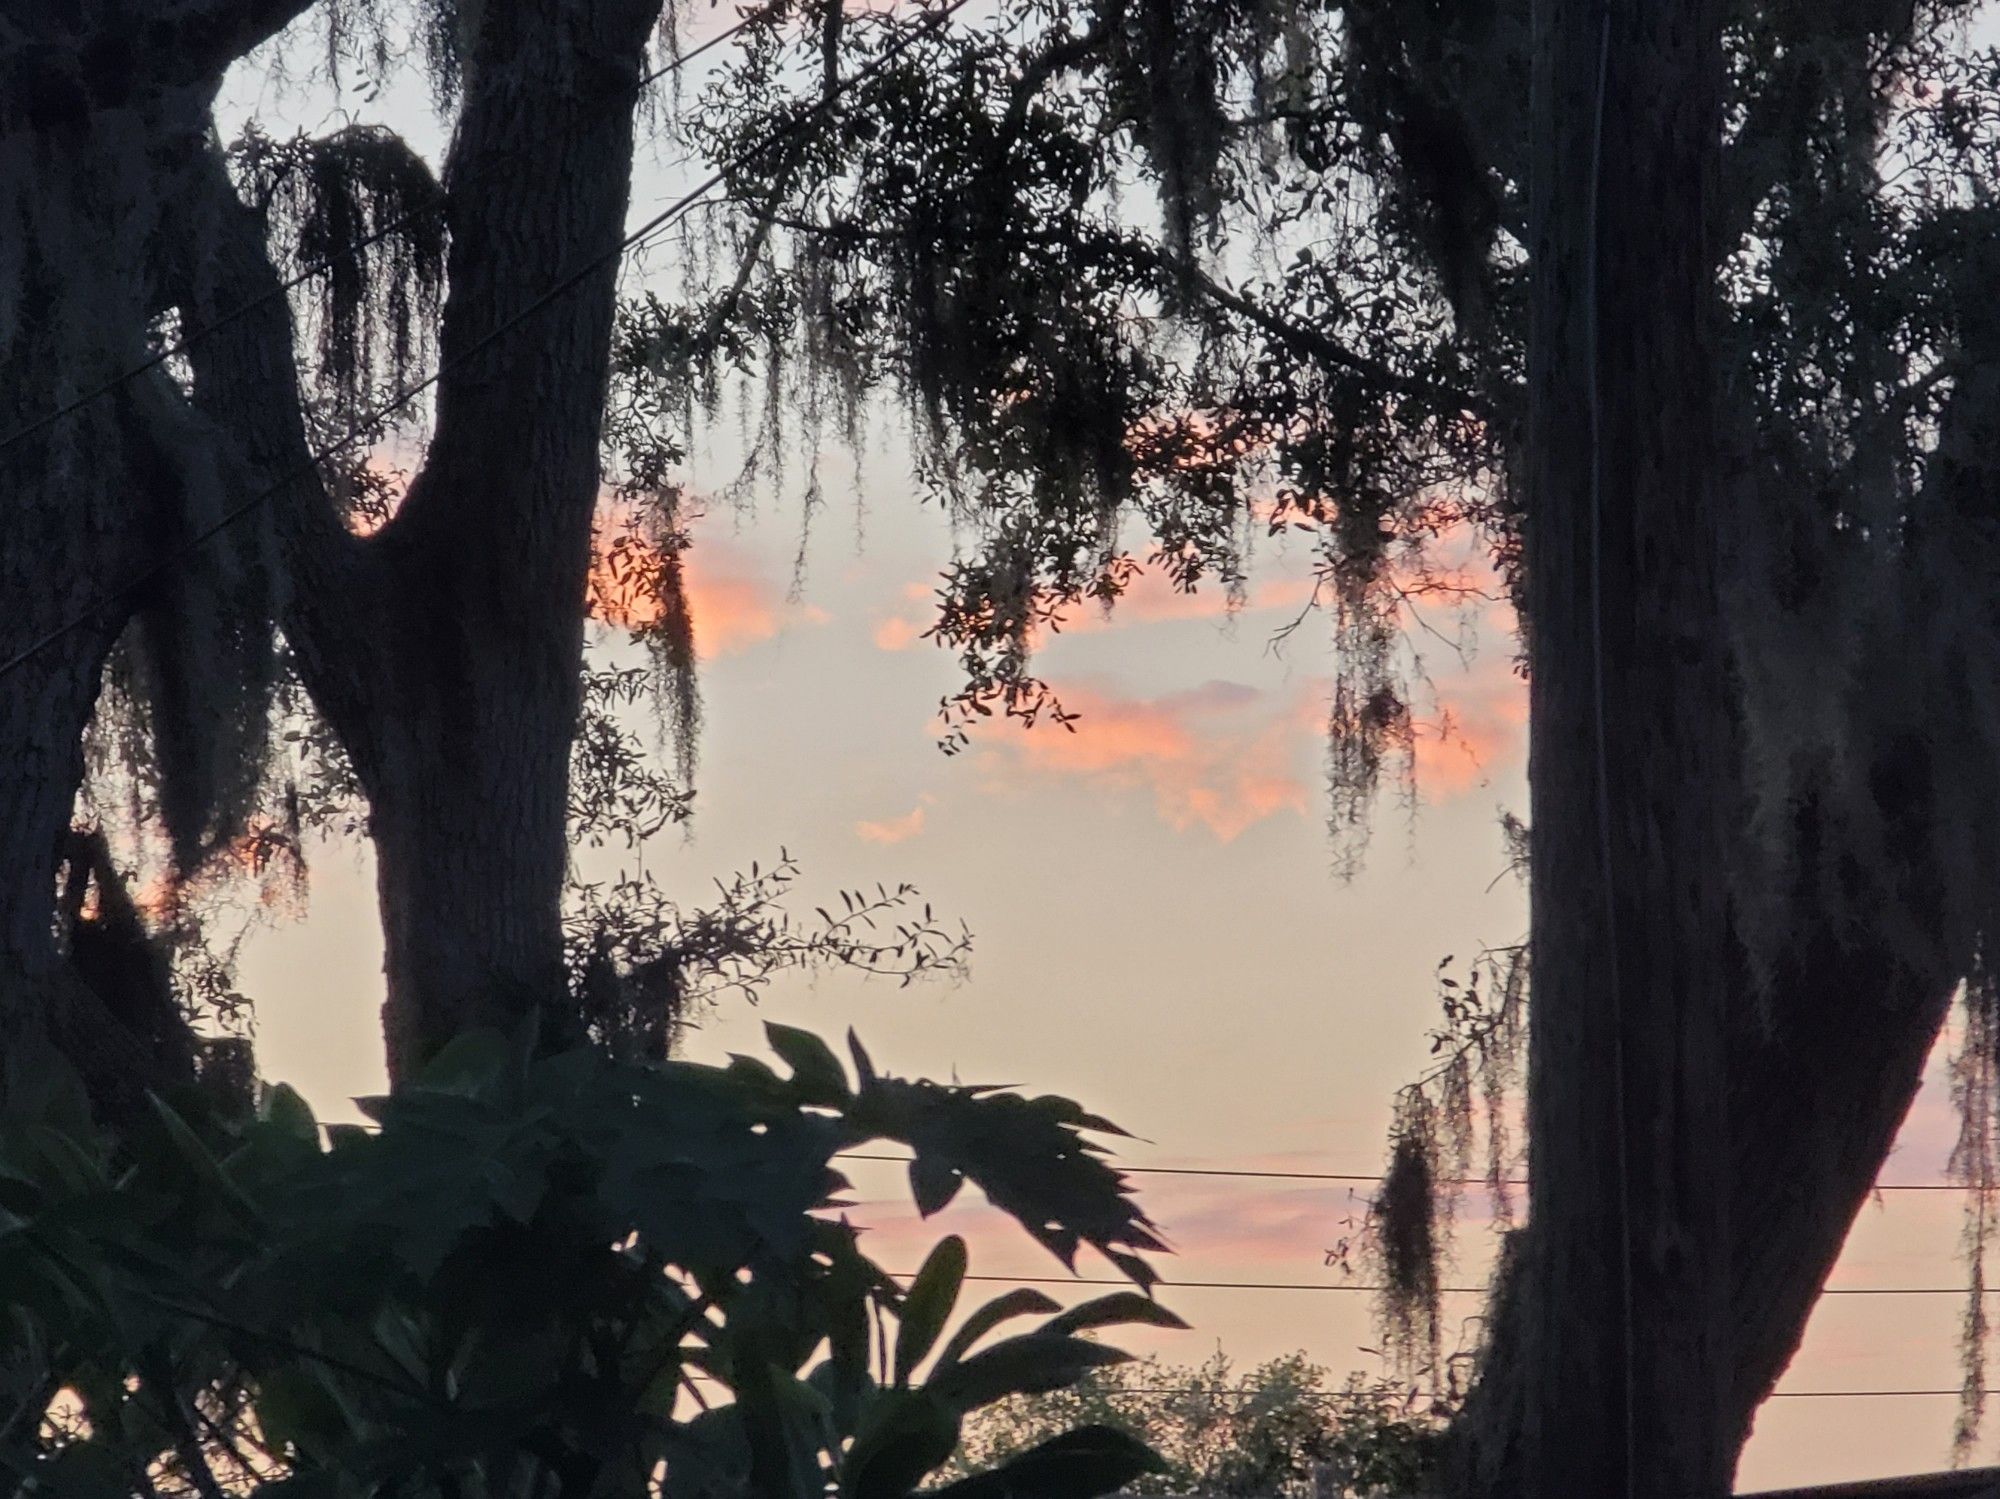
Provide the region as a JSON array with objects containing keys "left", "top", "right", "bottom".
[
  {"left": 359, "top": 0, "right": 657, "bottom": 1076},
  {"left": 0, "top": 96, "right": 216, "bottom": 1115},
  {"left": 1445, "top": 4, "right": 1990, "bottom": 1489},
  {"left": 1493, "top": 2, "right": 1736, "bottom": 1494},
  {"left": 178, "top": 0, "right": 662, "bottom": 1081}
]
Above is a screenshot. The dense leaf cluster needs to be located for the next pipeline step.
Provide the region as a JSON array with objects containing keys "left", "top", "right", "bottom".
[
  {"left": 946, "top": 1350, "right": 1446, "bottom": 1498},
  {"left": 0, "top": 1021, "right": 1174, "bottom": 1498}
]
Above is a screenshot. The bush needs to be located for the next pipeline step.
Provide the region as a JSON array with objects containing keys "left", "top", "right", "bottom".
[
  {"left": 945, "top": 1350, "right": 1446, "bottom": 1497},
  {"left": 0, "top": 1021, "right": 1179, "bottom": 1498}
]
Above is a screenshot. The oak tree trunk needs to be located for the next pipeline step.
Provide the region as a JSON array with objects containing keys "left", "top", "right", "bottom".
[
  {"left": 1477, "top": 2, "right": 1736, "bottom": 1494},
  {"left": 1447, "top": 2, "right": 1982, "bottom": 1489},
  {"left": 0, "top": 100, "right": 222, "bottom": 1114},
  {"left": 176, "top": 0, "right": 661, "bottom": 1081}
]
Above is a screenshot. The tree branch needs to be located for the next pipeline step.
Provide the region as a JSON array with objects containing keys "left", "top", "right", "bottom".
[
  {"left": 141, "top": 0, "right": 322, "bottom": 89},
  {"left": 766, "top": 211, "right": 1489, "bottom": 418},
  {"left": 0, "top": 0, "right": 318, "bottom": 130}
]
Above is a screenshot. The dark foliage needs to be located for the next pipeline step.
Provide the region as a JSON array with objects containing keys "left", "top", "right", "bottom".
[{"left": 0, "top": 1020, "right": 1172, "bottom": 1497}]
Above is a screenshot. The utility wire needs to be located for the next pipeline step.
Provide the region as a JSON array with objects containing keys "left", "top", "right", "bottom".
[
  {"left": 0, "top": 0, "right": 969, "bottom": 686},
  {"left": 678, "top": 1368, "right": 1999, "bottom": 1402},
  {"left": 1005, "top": 1385, "right": 2000, "bottom": 1404},
  {"left": 0, "top": 6, "right": 769, "bottom": 461},
  {"left": 878, "top": 1271, "right": 2000, "bottom": 1300},
  {"left": 834, "top": 1151, "right": 1984, "bottom": 1193}
]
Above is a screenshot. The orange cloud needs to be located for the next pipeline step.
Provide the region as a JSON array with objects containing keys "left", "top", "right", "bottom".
[
  {"left": 979, "top": 679, "right": 1311, "bottom": 842},
  {"left": 587, "top": 508, "right": 815, "bottom": 660},
  {"left": 856, "top": 803, "right": 928, "bottom": 845},
  {"left": 685, "top": 568, "right": 782, "bottom": 658},
  {"left": 872, "top": 615, "right": 925, "bottom": 652},
  {"left": 1411, "top": 653, "right": 1528, "bottom": 796}
]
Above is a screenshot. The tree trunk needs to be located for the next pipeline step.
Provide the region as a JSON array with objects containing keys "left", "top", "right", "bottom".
[
  {"left": 176, "top": 0, "right": 661, "bottom": 1081},
  {"left": 1452, "top": 819, "right": 1962, "bottom": 1492},
  {"left": 1499, "top": 1, "right": 1735, "bottom": 1494},
  {"left": 1445, "top": 3, "right": 1989, "bottom": 1490},
  {"left": 353, "top": 0, "right": 657, "bottom": 1078},
  {"left": 365, "top": 682, "right": 582, "bottom": 1077},
  {"left": 0, "top": 109, "right": 204, "bottom": 1114}
]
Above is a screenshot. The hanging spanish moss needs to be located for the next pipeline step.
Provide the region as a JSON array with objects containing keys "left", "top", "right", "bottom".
[
  {"left": 1368, "top": 946, "right": 1528, "bottom": 1383},
  {"left": 230, "top": 123, "right": 447, "bottom": 430},
  {"left": 585, "top": 496, "right": 702, "bottom": 788},
  {"left": 633, "top": 0, "right": 1501, "bottom": 859}
]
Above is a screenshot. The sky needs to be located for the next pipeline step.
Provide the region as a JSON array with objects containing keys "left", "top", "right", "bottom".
[{"left": 215, "top": 12, "right": 1994, "bottom": 1491}]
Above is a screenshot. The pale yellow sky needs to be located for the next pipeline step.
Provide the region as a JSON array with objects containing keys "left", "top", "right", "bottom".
[{"left": 215, "top": 17, "right": 1994, "bottom": 1490}]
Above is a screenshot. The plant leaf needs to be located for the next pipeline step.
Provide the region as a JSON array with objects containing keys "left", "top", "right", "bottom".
[
  {"left": 415, "top": 1029, "right": 512, "bottom": 1096},
  {"left": 894, "top": 1235, "right": 967, "bottom": 1384},
  {"left": 926, "top": 1425, "right": 1165, "bottom": 1499},
  {"left": 908, "top": 1153, "right": 963, "bottom": 1217},
  {"left": 1043, "top": 1292, "right": 1189, "bottom": 1338},
  {"left": 925, "top": 1333, "right": 1131, "bottom": 1414},
  {"left": 930, "top": 1288, "right": 1062, "bottom": 1373},
  {"left": 766, "top": 1023, "right": 851, "bottom": 1105}
]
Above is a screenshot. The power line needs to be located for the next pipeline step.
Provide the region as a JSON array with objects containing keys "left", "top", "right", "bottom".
[
  {"left": 679, "top": 1368, "right": 1999, "bottom": 1405},
  {"left": 835, "top": 1151, "right": 1988, "bottom": 1193},
  {"left": 997, "top": 1385, "right": 2000, "bottom": 1404},
  {"left": 0, "top": 7, "right": 768, "bottom": 461},
  {"left": 882, "top": 1272, "right": 2000, "bottom": 1300},
  {"left": 0, "top": 0, "right": 969, "bottom": 686}
]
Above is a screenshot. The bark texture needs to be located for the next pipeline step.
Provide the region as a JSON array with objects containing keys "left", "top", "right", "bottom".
[
  {"left": 1447, "top": 4, "right": 1978, "bottom": 1490},
  {"left": 177, "top": 0, "right": 663, "bottom": 1081},
  {"left": 1462, "top": 2, "right": 1737, "bottom": 1494},
  {"left": 0, "top": 78, "right": 219, "bottom": 1115}
]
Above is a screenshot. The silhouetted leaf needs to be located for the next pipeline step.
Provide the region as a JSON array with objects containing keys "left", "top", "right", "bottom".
[
  {"left": 415, "top": 1029, "right": 512, "bottom": 1096},
  {"left": 1044, "top": 1291, "right": 1189, "bottom": 1338},
  {"left": 895, "top": 1234, "right": 967, "bottom": 1383},
  {"left": 931, "top": 1287, "right": 1062, "bottom": 1372},
  {"left": 927, "top": 1333, "right": 1132, "bottom": 1413},
  {"left": 909, "top": 1152, "right": 964, "bottom": 1216},
  {"left": 928, "top": 1425, "right": 1165, "bottom": 1499},
  {"left": 766, "top": 1022, "right": 851, "bottom": 1105},
  {"left": 840, "top": 1388, "right": 960, "bottom": 1499}
]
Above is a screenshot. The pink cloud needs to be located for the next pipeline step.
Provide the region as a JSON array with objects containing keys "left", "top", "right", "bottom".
[
  {"left": 978, "top": 678, "right": 1311, "bottom": 842},
  {"left": 856, "top": 803, "right": 928, "bottom": 845},
  {"left": 872, "top": 615, "right": 925, "bottom": 652},
  {"left": 685, "top": 570, "right": 780, "bottom": 657},
  {"left": 1410, "top": 644, "right": 1528, "bottom": 796},
  {"left": 588, "top": 507, "right": 819, "bottom": 660}
]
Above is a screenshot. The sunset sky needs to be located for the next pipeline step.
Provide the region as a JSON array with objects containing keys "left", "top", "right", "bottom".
[{"left": 219, "top": 16, "right": 1989, "bottom": 1490}]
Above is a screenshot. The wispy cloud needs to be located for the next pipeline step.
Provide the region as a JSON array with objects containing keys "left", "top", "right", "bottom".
[
  {"left": 587, "top": 510, "right": 825, "bottom": 659},
  {"left": 1409, "top": 631, "right": 1528, "bottom": 796},
  {"left": 855, "top": 801, "right": 930, "bottom": 845},
  {"left": 977, "top": 678, "right": 1311, "bottom": 842}
]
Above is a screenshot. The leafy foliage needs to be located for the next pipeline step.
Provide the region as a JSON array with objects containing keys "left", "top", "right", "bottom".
[
  {"left": 944, "top": 1350, "right": 1448, "bottom": 1498},
  {"left": 0, "top": 1021, "right": 1170, "bottom": 1498}
]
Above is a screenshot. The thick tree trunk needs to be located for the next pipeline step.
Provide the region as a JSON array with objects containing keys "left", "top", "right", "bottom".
[
  {"left": 1453, "top": 832, "right": 1961, "bottom": 1492},
  {"left": 178, "top": 0, "right": 661, "bottom": 1081},
  {"left": 356, "top": 0, "right": 656, "bottom": 1078},
  {"left": 0, "top": 110, "right": 206, "bottom": 1114},
  {"left": 1446, "top": 5, "right": 1986, "bottom": 1490},
  {"left": 1493, "top": 2, "right": 1735, "bottom": 1494},
  {"left": 366, "top": 695, "right": 582, "bottom": 1077}
]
